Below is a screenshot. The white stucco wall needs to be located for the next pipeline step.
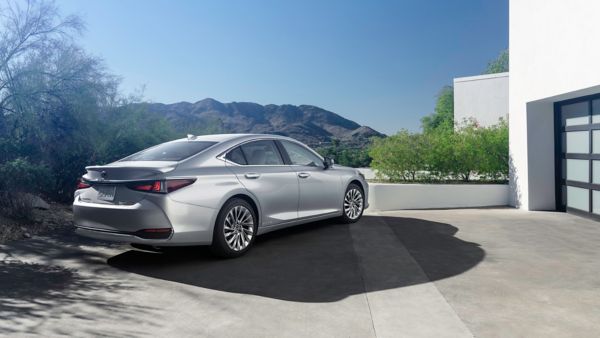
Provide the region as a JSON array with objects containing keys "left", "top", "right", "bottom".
[
  {"left": 356, "top": 168, "right": 376, "bottom": 180},
  {"left": 368, "top": 183, "right": 509, "bottom": 211},
  {"left": 454, "top": 72, "right": 509, "bottom": 127},
  {"left": 510, "top": 0, "right": 600, "bottom": 210}
]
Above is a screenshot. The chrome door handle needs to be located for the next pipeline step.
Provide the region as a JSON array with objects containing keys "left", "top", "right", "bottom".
[
  {"left": 298, "top": 172, "right": 311, "bottom": 179},
  {"left": 244, "top": 172, "right": 261, "bottom": 179}
]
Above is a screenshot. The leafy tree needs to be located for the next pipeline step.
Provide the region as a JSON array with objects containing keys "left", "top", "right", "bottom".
[
  {"left": 420, "top": 85, "right": 454, "bottom": 133},
  {"left": 420, "top": 49, "right": 508, "bottom": 134},
  {"left": 95, "top": 104, "right": 178, "bottom": 164},
  {"left": 0, "top": 0, "right": 85, "bottom": 116},
  {"left": 0, "top": 0, "right": 178, "bottom": 202},
  {"left": 484, "top": 49, "right": 509, "bottom": 74}
]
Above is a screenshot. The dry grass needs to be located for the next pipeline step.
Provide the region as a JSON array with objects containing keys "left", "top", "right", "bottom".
[
  {"left": 0, "top": 198, "right": 72, "bottom": 244},
  {"left": 0, "top": 216, "right": 25, "bottom": 243},
  {"left": 0, "top": 192, "right": 35, "bottom": 221}
]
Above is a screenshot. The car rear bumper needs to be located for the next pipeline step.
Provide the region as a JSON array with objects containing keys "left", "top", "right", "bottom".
[
  {"left": 75, "top": 226, "right": 173, "bottom": 244},
  {"left": 73, "top": 195, "right": 217, "bottom": 246}
]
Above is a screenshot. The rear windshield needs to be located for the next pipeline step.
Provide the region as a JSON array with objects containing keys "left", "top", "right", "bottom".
[{"left": 124, "top": 141, "right": 217, "bottom": 161}]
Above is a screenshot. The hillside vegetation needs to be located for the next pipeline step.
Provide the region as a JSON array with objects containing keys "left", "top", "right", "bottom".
[{"left": 0, "top": 0, "right": 380, "bottom": 215}]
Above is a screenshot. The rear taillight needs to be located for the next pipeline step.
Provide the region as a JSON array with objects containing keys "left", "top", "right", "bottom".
[
  {"left": 128, "top": 180, "right": 163, "bottom": 193},
  {"left": 127, "top": 179, "right": 196, "bottom": 194},
  {"left": 166, "top": 179, "right": 196, "bottom": 193},
  {"left": 76, "top": 179, "right": 91, "bottom": 190}
]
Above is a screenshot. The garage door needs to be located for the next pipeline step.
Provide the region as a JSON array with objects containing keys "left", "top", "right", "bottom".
[{"left": 556, "top": 95, "right": 600, "bottom": 219}]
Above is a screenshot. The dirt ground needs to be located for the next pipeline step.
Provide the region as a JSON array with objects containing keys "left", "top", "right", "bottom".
[{"left": 0, "top": 203, "right": 73, "bottom": 243}]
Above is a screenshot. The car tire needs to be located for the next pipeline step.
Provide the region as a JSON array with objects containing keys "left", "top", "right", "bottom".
[
  {"left": 211, "top": 198, "right": 258, "bottom": 258},
  {"left": 339, "top": 183, "right": 365, "bottom": 224}
]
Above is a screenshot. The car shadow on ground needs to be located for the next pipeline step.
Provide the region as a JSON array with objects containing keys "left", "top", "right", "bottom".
[{"left": 107, "top": 215, "right": 485, "bottom": 303}]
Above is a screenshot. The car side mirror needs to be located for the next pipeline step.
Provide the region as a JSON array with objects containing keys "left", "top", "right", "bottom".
[{"left": 323, "top": 157, "right": 334, "bottom": 169}]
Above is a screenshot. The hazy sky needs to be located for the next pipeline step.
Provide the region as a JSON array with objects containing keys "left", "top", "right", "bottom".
[{"left": 59, "top": 0, "right": 508, "bottom": 135}]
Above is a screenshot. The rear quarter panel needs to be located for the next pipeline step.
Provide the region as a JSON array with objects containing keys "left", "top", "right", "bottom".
[{"left": 167, "top": 160, "right": 262, "bottom": 227}]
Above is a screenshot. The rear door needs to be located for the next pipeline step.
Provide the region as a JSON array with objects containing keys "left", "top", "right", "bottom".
[
  {"left": 225, "top": 140, "right": 299, "bottom": 227},
  {"left": 278, "top": 140, "right": 342, "bottom": 218}
]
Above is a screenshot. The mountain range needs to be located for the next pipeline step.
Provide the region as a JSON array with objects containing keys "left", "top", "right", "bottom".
[{"left": 138, "top": 98, "right": 384, "bottom": 147}]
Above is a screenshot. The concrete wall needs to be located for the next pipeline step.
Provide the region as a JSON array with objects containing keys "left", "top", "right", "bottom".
[
  {"left": 357, "top": 168, "right": 376, "bottom": 180},
  {"left": 368, "top": 183, "right": 509, "bottom": 211},
  {"left": 454, "top": 72, "right": 509, "bottom": 127},
  {"left": 510, "top": 0, "right": 600, "bottom": 210}
]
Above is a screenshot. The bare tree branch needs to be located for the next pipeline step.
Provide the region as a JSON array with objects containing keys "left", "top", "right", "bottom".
[{"left": 0, "top": 0, "right": 86, "bottom": 114}]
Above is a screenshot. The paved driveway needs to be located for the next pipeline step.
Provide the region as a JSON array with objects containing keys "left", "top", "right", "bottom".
[{"left": 1, "top": 208, "right": 599, "bottom": 337}]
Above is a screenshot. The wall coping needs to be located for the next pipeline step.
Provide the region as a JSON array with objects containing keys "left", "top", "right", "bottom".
[{"left": 454, "top": 72, "right": 509, "bottom": 83}]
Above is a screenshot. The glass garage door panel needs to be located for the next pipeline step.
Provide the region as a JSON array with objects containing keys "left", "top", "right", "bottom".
[
  {"left": 567, "top": 186, "right": 589, "bottom": 211},
  {"left": 594, "top": 161, "right": 600, "bottom": 184},
  {"left": 566, "top": 159, "right": 589, "bottom": 182},
  {"left": 566, "top": 131, "right": 589, "bottom": 153},
  {"left": 593, "top": 191, "right": 600, "bottom": 214},
  {"left": 593, "top": 130, "right": 600, "bottom": 153},
  {"left": 593, "top": 99, "right": 600, "bottom": 124},
  {"left": 562, "top": 101, "right": 589, "bottom": 126}
]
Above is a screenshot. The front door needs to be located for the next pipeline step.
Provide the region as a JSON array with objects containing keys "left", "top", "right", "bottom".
[{"left": 278, "top": 140, "right": 343, "bottom": 218}]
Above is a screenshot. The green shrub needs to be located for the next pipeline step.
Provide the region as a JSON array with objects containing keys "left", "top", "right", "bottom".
[
  {"left": 478, "top": 119, "right": 509, "bottom": 180},
  {"left": 369, "top": 119, "right": 508, "bottom": 183},
  {"left": 0, "top": 158, "right": 50, "bottom": 193},
  {"left": 0, "top": 158, "right": 43, "bottom": 220},
  {"left": 370, "top": 131, "right": 427, "bottom": 181}
]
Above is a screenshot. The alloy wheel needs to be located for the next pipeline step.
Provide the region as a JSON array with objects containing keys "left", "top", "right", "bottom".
[
  {"left": 344, "top": 188, "right": 363, "bottom": 220},
  {"left": 223, "top": 205, "right": 254, "bottom": 251}
]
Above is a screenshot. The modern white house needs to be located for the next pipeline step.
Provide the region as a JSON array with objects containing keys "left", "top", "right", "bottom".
[
  {"left": 453, "top": 72, "right": 508, "bottom": 127},
  {"left": 453, "top": 0, "right": 600, "bottom": 220},
  {"left": 371, "top": 0, "right": 600, "bottom": 216},
  {"left": 508, "top": 0, "right": 600, "bottom": 219}
]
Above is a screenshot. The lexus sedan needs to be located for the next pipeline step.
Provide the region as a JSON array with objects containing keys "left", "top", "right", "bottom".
[{"left": 73, "top": 134, "right": 368, "bottom": 257}]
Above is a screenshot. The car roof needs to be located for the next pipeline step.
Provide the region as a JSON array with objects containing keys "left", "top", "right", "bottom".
[{"left": 172, "top": 133, "right": 295, "bottom": 143}]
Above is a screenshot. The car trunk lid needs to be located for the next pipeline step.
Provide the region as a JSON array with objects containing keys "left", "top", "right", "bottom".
[
  {"left": 79, "top": 161, "right": 177, "bottom": 205},
  {"left": 83, "top": 161, "right": 177, "bottom": 182}
]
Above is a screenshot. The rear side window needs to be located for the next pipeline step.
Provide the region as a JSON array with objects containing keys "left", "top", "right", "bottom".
[
  {"left": 240, "top": 140, "right": 283, "bottom": 165},
  {"left": 125, "top": 141, "right": 216, "bottom": 161},
  {"left": 225, "top": 147, "right": 247, "bottom": 165}
]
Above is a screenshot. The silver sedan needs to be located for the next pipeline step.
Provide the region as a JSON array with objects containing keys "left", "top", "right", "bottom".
[{"left": 73, "top": 134, "right": 368, "bottom": 257}]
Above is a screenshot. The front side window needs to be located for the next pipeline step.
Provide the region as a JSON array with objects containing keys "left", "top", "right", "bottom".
[
  {"left": 281, "top": 141, "right": 323, "bottom": 167},
  {"left": 124, "top": 141, "right": 216, "bottom": 161},
  {"left": 240, "top": 140, "right": 283, "bottom": 165}
]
